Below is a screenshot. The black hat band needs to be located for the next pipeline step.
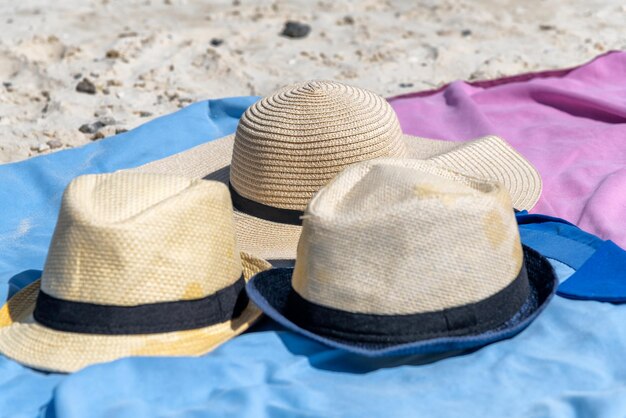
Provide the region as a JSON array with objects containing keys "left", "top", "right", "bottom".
[
  {"left": 229, "top": 182, "right": 304, "bottom": 226},
  {"left": 33, "top": 275, "right": 248, "bottom": 335},
  {"left": 285, "top": 264, "right": 530, "bottom": 346}
]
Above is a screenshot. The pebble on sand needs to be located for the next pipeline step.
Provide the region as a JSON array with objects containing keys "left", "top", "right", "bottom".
[
  {"left": 91, "top": 126, "right": 117, "bottom": 141},
  {"left": 79, "top": 121, "right": 104, "bottom": 134},
  {"left": 99, "top": 116, "right": 116, "bottom": 126},
  {"left": 47, "top": 140, "right": 63, "bottom": 149},
  {"left": 281, "top": 21, "right": 311, "bottom": 39},
  {"left": 105, "top": 49, "right": 121, "bottom": 59},
  {"left": 76, "top": 78, "right": 96, "bottom": 94},
  {"left": 210, "top": 38, "right": 224, "bottom": 47},
  {"left": 78, "top": 116, "right": 116, "bottom": 134}
]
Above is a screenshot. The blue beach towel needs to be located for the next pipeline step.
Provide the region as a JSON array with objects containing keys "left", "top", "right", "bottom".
[{"left": 1, "top": 98, "right": 625, "bottom": 418}]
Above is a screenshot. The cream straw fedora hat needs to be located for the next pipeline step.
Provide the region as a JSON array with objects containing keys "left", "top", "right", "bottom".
[
  {"left": 247, "top": 159, "right": 557, "bottom": 356},
  {"left": 133, "top": 80, "right": 541, "bottom": 262},
  {"left": 0, "top": 172, "right": 271, "bottom": 373}
]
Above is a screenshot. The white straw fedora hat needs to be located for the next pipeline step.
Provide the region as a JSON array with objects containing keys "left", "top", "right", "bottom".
[
  {"left": 0, "top": 172, "right": 271, "bottom": 373},
  {"left": 133, "top": 80, "right": 541, "bottom": 262},
  {"left": 247, "top": 159, "right": 557, "bottom": 356}
]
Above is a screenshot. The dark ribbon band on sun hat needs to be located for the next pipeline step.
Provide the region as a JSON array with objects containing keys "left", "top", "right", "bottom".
[
  {"left": 285, "top": 264, "right": 530, "bottom": 344},
  {"left": 33, "top": 275, "right": 248, "bottom": 335},
  {"left": 229, "top": 182, "right": 304, "bottom": 226}
]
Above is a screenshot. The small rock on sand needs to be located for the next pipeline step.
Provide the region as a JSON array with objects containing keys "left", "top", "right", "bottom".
[
  {"left": 46, "top": 139, "right": 63, "bottom": 149},
  {"left": 76, "top": 78, "right": 96, "bottom": 95},
  {"left": 281, "top": 21, "right": 311, "bottom": 39},
  {"left": 105, "top": 49, "right": 121, "bottom": 59},
  {"left": 210, "top": 38, "right": 224, "bottom": 47},
  {"left": 91, "top": 125, "right": 117, "bottom": 140},
  {"left": 79, "top": 121, "right": 105, "bottom": 134},
  {"left": 99, "top": 116, "right": 116, "bottom": 126}
]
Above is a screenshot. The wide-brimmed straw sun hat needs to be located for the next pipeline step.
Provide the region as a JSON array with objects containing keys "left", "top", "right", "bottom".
[
  {"left": 133, "top": 80, "right": 541, "bottom": 262},
  {"left": 247, "top": 159, "right": 557, "bottom": 356},
  {"left": 0, "top": 172, "right": 271, "bottom": 373}
]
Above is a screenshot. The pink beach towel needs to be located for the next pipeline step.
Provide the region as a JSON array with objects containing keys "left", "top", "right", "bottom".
[{"left": 390, "top": 51, "right": 626, "bottom": 248}]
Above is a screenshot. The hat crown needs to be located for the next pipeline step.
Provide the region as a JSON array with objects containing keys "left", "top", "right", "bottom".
[
  {"left": 230, "top": 80, "right": 409, "bottom": 210},
  {"left": 41, "top": 172, "right": 242, "bottom": 306},
  {"left": 292, "top": 159, "right": 524, "bottom": 315}
]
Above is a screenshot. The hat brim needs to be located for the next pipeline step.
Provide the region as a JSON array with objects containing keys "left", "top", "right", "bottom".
[
  {"left": 132, "top": 133, "right": 542, "bottom": 261},
  {"left": 246, "top": 245, "right": 557, "bottom": 357},
  {"left": 0, "top": 253, "right": 271, "bottom": 373}
]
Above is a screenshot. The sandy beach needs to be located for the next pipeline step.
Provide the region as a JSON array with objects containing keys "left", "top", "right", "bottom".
[{"left": 1, "top": 0, "right": 624, "bottom": 163}]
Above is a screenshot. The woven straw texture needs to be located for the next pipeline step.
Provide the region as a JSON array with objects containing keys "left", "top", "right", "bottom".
[
  {"left": 292, "top": 159, "right": 524, "bottom": 315},
  {"left": 230, "top": 80, "right": 409, "bottom": 210},
  {"left": 133, "top": 80, "right": 541, "bottom": 261},
  {"left": 42, "top": 172, "right": 244, "bottom": 305},
  {"left": 424, "top": 135, "right": 541, "bottom": 211},
  {"left": 0, "top": 172, "right": 271, "bottom": 373}
]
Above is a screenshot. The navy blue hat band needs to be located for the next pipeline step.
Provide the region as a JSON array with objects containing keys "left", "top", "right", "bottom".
[{"left": 285, "top": 265, "right": 530, "bottom": 345}]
